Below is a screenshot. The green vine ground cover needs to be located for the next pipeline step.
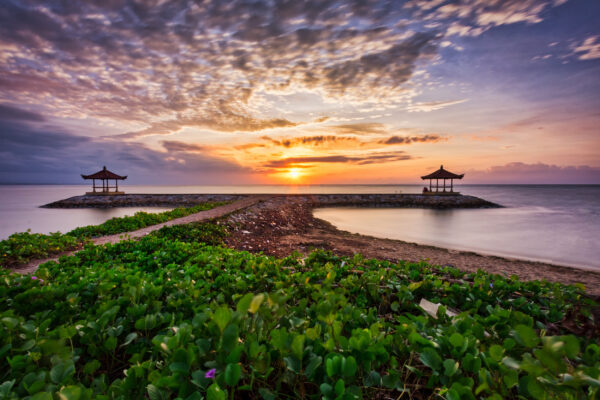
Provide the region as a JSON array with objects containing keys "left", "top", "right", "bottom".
[
  {"left": 0, "top": 202, "right": 228, "bottom": 268},
  {"left": 0, "top": 227, "right": 598, "bottom": 399}
]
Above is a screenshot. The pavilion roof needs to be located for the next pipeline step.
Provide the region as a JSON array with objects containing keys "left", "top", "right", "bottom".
[
  {"left": 81, "top": 166, "right": 127, "bottom": 180},
  {"left": 421, "top": 165, "right": 464, "bottom": 180}
]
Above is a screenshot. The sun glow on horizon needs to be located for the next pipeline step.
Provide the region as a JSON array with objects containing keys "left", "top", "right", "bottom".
[{"left": 287, "top": 168, "right": 302, "bottom": 180}]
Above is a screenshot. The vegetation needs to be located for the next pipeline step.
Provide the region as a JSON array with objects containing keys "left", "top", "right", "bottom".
[
  {"left": 0, "top": 231, "right": 81, "bottom": 267},
  {"left": 152, "top": 222, "right": 229, "bottom": 246},
  {"left": 0, "top": 233, "right": 598, "bottom": 399},
  {"left": 0, "top": 203, "right": 228, "bottom": 268},
  {"left": 68, "top": 202, "right": 229, "bottom": 238}
]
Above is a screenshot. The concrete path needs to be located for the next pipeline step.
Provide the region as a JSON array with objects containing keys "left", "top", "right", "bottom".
[{"left": 13, "top": 195, "right": 270, "bottom": 274}]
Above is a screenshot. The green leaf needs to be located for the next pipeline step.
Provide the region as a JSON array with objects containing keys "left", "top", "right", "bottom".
[
  {"left": 236, "top": 293, "right": 253, "bottom": 314},
  {"left": 147, "top": 384, "right": 168, "bottom": 400},
  {"left": 526, "top": 377, "right": 545, "bottom": 400},
  {"left": 284, "top": 356, "right": 301, "bottom": 373},
  {"left": 121, "top": 332, "right": 137, "bottom": 347},
  {"left": 30, "top": 393, "right": 53, "bottom": 400},
  {"left": 305, "top": 355, "right": 322, "bottom": 378},
  {"left": 365, "top": 371, "right": 381, "bottom": 387},
  {"left": 222, "top": 324, "right": 239, "bottom": 353},
  {"left": 320, "top": 383, "right": 334, "bottom": 397},
  {"left": 503, "top": 370, "right": 519, "bottom": 388},
  {"left": 213, "top": 306, "right": 232, "bottom": 333},
  {"left": 206, "top": 383, "right": 226, "bottom": 400},
  {"left": 83, "top": 359, "right": 101, "bottom": 375},
  {"left": 514, "top": 325, "right": 539, "bottom": 348},
  {"left": 249, "top": 294, "right": 265, "bottom": 314},
  {"left": 420, "top": 348, "right": 442, "bottom": 372},
  {"left": 335, "top": 379, "right": 345, "bottom": 396},
  {"left": 449, "top": 333, "right": 464, "bottom": 348},
  {"left": 169, "top": 361, "right": 190, "bottom": 374},
  {"left": 446, "top": 388, "right": 461, "bottom": 400},
  {"left": 489, "top": 345, "right": 504, "bottom": 362},
  {"left": 57, "top": 385, "right": 82, "bottom": 400},
  {"left": 443, "top": 359, "right": 458, "bottom": 376},
  {"left": 104, "top": 336, "right": 117, "bottom": 352},
  {"left": 290, "top": 334, "right": 305, "bottom": 361},
  {"left": 562, "top": 335, "right": 580, "bottom": 359},
  {"left": 0, "top": 380, "right": 15, "bottom": 397},
  {"left": 224, "top": 363, "right": 241, "bottom": 386},
  {"left": 50, "top": 362, "right": 75, "bottom": 385},
  {"left": 342, "top": 356, "right": 358, "bottom": 377}
]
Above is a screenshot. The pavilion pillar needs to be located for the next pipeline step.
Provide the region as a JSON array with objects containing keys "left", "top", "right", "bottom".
[
  {"left": 429, "top": 179, "right": 432, "bottom": 191},
  {"left": 436, "top": 179, "right": 439, "bottom": 192},
  {"left": 443, "top": 179, "right": 446, "bottom": 192},
  {"left": 451, "top": 179, "right": 453, "bottom": 192}
]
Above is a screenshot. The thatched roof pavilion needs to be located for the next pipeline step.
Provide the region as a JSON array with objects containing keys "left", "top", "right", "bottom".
[
  {"left": 81, "top": 166, "right": 127, "bottom": 195},
  {"left": 421, "top": 165, "right": 464, "bottom": 193}
]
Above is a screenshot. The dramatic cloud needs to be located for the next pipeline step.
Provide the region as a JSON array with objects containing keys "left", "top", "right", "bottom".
[
  {"left": 264, "top": 151, "right": 413, "bottom": 168},
  {"left": 261, "top": 135, "right": 359, "bottom": 148},
  {"left": 467, "top": 162, "right": 600, "bottom": 184},
  {"left": 379, "top": 134, "right": 445, "bottom": 145},
  {"left": 0, "top": 118, "right": 250, "bottom": 184}
]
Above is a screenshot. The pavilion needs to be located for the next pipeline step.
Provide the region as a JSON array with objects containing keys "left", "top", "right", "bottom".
[
  {"left": 81, "top": 166, "right": 127, "bottom": 195},
  {"left": 421, "top": 165, "right": 464, "bottom": 194}
]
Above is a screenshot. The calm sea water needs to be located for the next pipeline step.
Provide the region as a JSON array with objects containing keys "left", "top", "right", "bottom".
[
  {"left": 1, "top": 184, "right": 598, "bottom": 270},
  {"left": 314, "top": 185, "right": 600, "bottom": 270},
  {"left": 0, "top": 184, "right": 409, "bottom": 240}
]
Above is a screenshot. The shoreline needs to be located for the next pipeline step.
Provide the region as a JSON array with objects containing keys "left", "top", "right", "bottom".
[{"left": 221, "top": 196, "right": 600, "bottom": 296}]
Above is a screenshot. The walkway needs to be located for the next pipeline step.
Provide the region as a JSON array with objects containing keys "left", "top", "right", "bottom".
[{"left": 14, "top": 195, "right": 270, "bottom": 274}]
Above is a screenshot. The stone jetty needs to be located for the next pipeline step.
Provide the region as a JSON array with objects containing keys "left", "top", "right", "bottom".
[{"left": 42, "top": 193, "right": 500, "bottom": 209}]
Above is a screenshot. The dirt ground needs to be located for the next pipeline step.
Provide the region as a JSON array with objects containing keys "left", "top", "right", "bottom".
[{"left": 224, "top": 196, "right": 600, "bottom": 296}]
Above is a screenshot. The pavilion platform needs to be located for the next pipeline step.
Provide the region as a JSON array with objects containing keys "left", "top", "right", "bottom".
[{"left": 41, "top": 193, "right": 500, "bottom": 209}]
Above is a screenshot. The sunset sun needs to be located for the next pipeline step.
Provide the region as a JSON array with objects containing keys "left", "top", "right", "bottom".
[{"left": 287, "top": 168, "right": 301, "bottom": 180}]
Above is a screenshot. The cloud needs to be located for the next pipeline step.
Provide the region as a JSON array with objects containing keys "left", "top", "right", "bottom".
[
  {"left": 0, "top": 104, "right": 46, "bottom": 122},
  {"left": 0, "top": 0, "right": 445, "bottom": 136},
  {"left": 0, "top": 117, "right": 250, "bottom": 184},
  {"left": 467, "top": 162, "right": 600, "bottom": 184},
  {"left": 406, "top": 99, "right": 467, "bottom": 112},
  {"left": 264, "top": 151, "right": 413, "bottom": 168},
  {"left": 261, "top": 135, "right": 359, "bottom": 148},
  {"left": 379, "top": 134, "right": 445, "bottom": 145},
  {"left": 113, "top": 114, "right": 299, "bottom": 139},
  {"left": 161, "top": 141, "right": 208, "bottom": 153},
  {"left": 416, "top": 0, "right": 567, "bottom": 37},
  {"left": 327, "top": 123, "right": 391, "bottom": 135},
  {"left": 572, "top": 36, "right": 600, "bottom": 60}
]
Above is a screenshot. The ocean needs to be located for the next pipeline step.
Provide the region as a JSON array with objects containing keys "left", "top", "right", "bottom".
[{"left": 1, "top": 184, "right": 598, "bottom": 270}]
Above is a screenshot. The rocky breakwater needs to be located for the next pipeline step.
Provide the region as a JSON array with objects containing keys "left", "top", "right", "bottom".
[
  {"left": 305, "top": 193, "right": 501, "bottom": 209},
  {"left": 42, "top": 194, "right": 248, "bottom": 208}
]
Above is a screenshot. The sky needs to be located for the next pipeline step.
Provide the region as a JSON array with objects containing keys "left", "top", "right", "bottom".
[{"left": 0, "top": 0, "right": 599, "bottom": 185}]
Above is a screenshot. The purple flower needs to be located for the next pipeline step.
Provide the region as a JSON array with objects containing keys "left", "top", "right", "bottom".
[
  {"left": 489, "top": 283, "right": 493, "bottom": 288},
  {"left": 32, "top": 276, "right": 38, "bottom": 280},
  {"left": 205, "top": 368, "right": 216, "bottom": 379}
]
